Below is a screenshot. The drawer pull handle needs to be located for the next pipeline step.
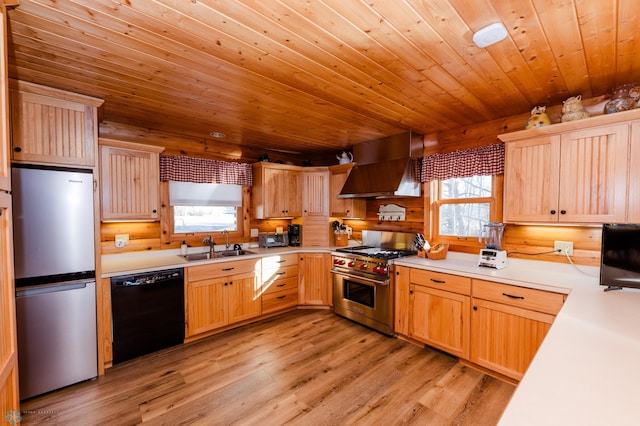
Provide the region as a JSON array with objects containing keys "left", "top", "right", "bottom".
[
  {"left": 502, "top": 292, "right": 524, "bottom": 300},
  {"left": 277, "top": 283, "right": 286, "bottom": 287},
  {"left": 276, "top": 272, "right": 286, "bottom": 276},
  {"left": 277, "top": 260, "right": 286, "bottom": 263},
  {"left": 222, "top": 267, "right": 234, "bottom": 271},
  {"left": 276, "top": 295, "right": 287, "bottom": 299},
  {"left": 430, "top": 278, "right": 446, "bottom": 284}
]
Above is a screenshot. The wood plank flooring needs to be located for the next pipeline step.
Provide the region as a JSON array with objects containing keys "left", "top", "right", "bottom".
[{"left": 19, "top": 310, "right": 514, "bottom": 425}]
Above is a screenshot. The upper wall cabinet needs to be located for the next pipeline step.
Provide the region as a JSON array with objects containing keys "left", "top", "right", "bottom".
[
  {"left": 9, "top": 80, "right": 103, "bottom": 167},
  {"left": 99, "top": 139, "right": 164, "bottom": 221},
  {"left": 252, "top": 162, "right": 301, "bottom": 219},
  {"left": 499, "top": 111, "right": 640, "bottom": 224},
  {"left": 329, "top": 164, "right": 366, "bottom": 219},
  {"left": 302, "top": 168, "right": 329, "bottom": 217}
]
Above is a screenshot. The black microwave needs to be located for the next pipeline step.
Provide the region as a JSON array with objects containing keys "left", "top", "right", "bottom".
[{"left": 600, "top": 224, "right": 640, "bottom": 290}]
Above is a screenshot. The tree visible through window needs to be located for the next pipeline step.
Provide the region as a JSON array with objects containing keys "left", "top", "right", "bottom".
[{"left": 435, "top": 176, "right": 494, "bottom": 239}]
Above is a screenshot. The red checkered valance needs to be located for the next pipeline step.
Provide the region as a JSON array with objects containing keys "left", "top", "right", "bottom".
[
  {"left": 421, "top": 143, "right": 504, "bottom": 182},
  {"left": 160, "top": 155, "right": 253, "bottom": 186}
]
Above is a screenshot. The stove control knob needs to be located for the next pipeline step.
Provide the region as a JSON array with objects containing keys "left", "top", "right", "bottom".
[
  {"left": 348, "top": 261, "right": 355, "bottom": 267},
  {"left": 381, "top": 266, "right": 388, "bottom": 274},
  {"left": 333, "top": 259, "right": 341, "bottom": 265},
  {"left": 360, "top": 263, "right": 368, "bottom": 270},
  {"left": 373, "top": 265, "right": 380, "bottom": 273}
]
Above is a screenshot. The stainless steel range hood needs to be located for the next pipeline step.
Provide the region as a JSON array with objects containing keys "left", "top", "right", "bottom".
[{"left": 338, "top": 131, "right": 423, "bottom": 198}]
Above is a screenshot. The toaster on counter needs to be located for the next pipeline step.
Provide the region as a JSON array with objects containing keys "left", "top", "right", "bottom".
[{"left": 258, "top": 233, "right": 289, "bottom": 248}]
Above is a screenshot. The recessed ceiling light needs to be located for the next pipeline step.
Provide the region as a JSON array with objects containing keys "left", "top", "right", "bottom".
[
  {"left": 209, "top": 132, "right": 226, "bottom": 138},
  {"left": 472, "top": 23, "right": 508, "bottom": 48}
]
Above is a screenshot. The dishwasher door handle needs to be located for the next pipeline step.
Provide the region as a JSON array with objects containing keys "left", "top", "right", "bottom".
[{"left": 16, "top": 282, "right": 89, "bottom": 297}]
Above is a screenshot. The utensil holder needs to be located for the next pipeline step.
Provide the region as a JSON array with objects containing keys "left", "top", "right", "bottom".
[
  {"left": 425, "top": 243, "right": 449, "bottom": 260},
  {"left": 334, "top": 232, "right": 348, "bottom": 247}
]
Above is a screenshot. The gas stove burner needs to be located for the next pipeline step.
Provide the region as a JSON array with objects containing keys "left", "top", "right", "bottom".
[{"left": 369, "top": 250, "right": 417, "bottom": 260}]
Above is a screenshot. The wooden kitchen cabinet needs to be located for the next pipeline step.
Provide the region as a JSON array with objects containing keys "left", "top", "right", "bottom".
[
  {"left": 329, "top": 164, "right": 366, "bottom": 219},
  {"left": 99, "top": 139, "right": 164, "bottom": 221},
  {"left": 262, "top": 253, "right": 298, "bottom": 314},
  {"left": 9, "top": 80, "right": 103, "bottom": 167},
  {"left": 627, "top": 122, "right": 640, "bottom": 222},
  {"left": 501, "top": 122, "right": 628, "bottom": 223},
  {"left": 0, "top": 5, "right": 19, "bottom": 411},
  {"left": 408, "top": 269, "right": 471, "bottom": 359},
  {"left": 302, "top": 169, "right": 330, "bottom": 216},
  {"left": 298, "top": 253, "right": 331, "bottom": 306},
  {"left": 252, "top": 162, "right": 301, "bottom": 218},
  {"left": 394, "top": 265, "right": 410, "bottom": 336},
  {"left": 185, "top": 258, "right": 261, "bottom": 338},
  {"left": 470, "top": 279, "right": 564, "bottom": 381}
]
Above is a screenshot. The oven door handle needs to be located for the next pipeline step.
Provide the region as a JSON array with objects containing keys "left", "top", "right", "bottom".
[{"left": 331, "top": 270, "right": 390, "bottom": 286}]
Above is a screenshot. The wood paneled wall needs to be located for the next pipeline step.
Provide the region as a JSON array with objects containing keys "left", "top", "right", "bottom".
[{"left": 100, "top": 94, "right": 611, "bottom": 265}]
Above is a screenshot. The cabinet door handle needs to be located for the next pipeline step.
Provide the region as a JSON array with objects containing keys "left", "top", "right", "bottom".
[
  {"left": 276, "top": 283, "right": 286, "bottom": 287},
  {"left": 152, "top": 209, "right": 157, "bottom": 214},
  {"left": 229, "top": 281, "right": 233, "bottom": 286},
  {"left": 276, "top": 271, "right": 286, "bottom": 276},
  {"left": 430, "top": 278, "right": 446, "bottom": 284},
  {"left": 409, "top": 290, "right": 413, "bottom": 294},
  {"left": 13, "top": 147, "right": 21, "bottom": 152},
  {"left": 550, "top": 209, "right": 557, "bottom": 215},
  {"left": 224, "top": 282, "right": 228, "bottom": 286},
  {"left": 222, "top": 267, "right": 234, "bottom": 271},
  {"left": 560, "top": 210, "right": 567, "bottom": 215},
  {"left": 502, "top": 292, "right": 524, "bottom": 300},
  {"left": 473, "top": 306, "right": 478, "bottom": 311},
  {"left": 276, "top": 295, "right": 287, "bottom": 299}
]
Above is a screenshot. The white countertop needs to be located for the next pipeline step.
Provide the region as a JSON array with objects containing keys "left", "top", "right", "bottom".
[
  {"left": 395, "top": 252, "right": 640, "bottom": 425},
  {"left": 101, "top": 244, "right": 331, "bottom": 277},
  {"left": 103, "top": 248, "right": 640, "bottom": 423}
]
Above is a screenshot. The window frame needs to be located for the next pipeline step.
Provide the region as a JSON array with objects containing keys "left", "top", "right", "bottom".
[
  {"left": 160, "top": 181, "right": 249, "bottom": 246},
  {"left": 429, "top": 174, "right": 503, "bottom": 249}
]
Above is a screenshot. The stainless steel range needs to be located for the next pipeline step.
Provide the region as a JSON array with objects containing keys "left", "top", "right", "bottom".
[{"left": 332, "top": 231, "right": 417, "bottom": 335}]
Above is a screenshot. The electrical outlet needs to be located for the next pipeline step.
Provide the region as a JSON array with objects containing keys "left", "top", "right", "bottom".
[
  {"left": 115, "top": 234, "right": 129, "bottom": 248},
  {"left": 554, "top": 241, "right": 574, "bottom": 256}
]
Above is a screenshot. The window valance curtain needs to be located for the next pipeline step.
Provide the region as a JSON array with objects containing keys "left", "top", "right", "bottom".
[
  {"left": 420, "top": 143, "right": 504, "bottom": 182},
  {"left": 160, "top": 155, "right": 253, "bottom": 186}
]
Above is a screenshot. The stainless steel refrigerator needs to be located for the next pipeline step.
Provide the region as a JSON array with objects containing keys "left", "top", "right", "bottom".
[{"left": 12, "top": 165, "right": 98, "bottom": 399}]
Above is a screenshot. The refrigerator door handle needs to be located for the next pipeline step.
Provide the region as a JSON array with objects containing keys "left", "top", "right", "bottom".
[{"left": 16, "top": 282, "right": 88, "bottom": 297}]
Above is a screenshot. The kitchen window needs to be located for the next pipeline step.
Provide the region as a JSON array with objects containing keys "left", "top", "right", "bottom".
[
  {"left": 169, "top": 181, "right": 241, "bottom": 234},
  {"left": 430, "top": 174, "right": 503, "bottom": 246}
]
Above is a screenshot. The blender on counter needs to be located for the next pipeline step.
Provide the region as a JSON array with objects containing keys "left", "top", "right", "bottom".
[{"left": 478, "top": 222, "right": 507, "bottom": 269}]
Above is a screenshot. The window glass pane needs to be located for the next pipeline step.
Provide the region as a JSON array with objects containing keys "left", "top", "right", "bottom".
[
  {"left": 174, "top": 206, "right": 237, "bottom": 233},
  {"left": 441, "top": 176, "right": 492, "bottom": 199},
  {"left": 439, "top": 203, "right": 489, "bottom": 237}
]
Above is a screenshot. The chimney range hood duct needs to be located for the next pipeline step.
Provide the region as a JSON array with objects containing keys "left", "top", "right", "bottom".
[{"left": 338, "top": 131, "right": 423, "bottom": 199}]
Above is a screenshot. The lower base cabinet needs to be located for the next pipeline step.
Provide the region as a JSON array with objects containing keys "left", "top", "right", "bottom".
[
  {"left": 262, "top": 254, "right": 299, "bottom": 314},
  {"left": 186, "top": 259, "right": 261, "bottom": 337},
  {"left": 298, "top": 253, "right": 331, "bottom": 305},
  {"left": 407, "top": 269, "right": 471, "bottom": 359},
  {"left": 469, "top": 279, "right": 564, "bottom": 381},
  {"left": 395, "top": 267, "right": 564, "bottom": 382}
]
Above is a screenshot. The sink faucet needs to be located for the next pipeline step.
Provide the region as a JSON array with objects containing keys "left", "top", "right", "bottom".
[
  {"left": 222, "top": 229, "right": 230, "bottom": 251},
  {"left": 203, "top": 235, "right": 215, "bottom": 254}
]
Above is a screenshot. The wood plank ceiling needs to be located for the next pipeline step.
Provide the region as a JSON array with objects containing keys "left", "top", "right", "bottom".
[{"left": 5, "top": 0, "right": 639, "bottom": 163}]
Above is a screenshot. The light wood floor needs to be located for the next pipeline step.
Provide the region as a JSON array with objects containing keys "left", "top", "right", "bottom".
[{"left": 20, "top": 310, "right": 514, "bottom": 425}]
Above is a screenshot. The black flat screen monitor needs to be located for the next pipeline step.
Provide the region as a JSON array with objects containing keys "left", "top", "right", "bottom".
[{"left": 600, "top": 224, "right": 640, "bottom": 290}]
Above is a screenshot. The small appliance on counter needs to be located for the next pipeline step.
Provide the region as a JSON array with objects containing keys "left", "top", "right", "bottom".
[
  {"left": 288, "top": 224, "right": 301, "bottom": 246},
  {"left": 259, "top": 232, "right": 289, "bottom": 248},
  {"left": 478, "top": 222, "right": 507, "bottom": 269}
]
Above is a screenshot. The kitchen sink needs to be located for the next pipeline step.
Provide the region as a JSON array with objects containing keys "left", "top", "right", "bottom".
[
  {"left": 181, "top": 250, "right": 255, "bottom": 261},
  {"left": 182, "top": 252, "right": 212, "bottom": 261},
  {"left": 217, "top": 249, "right": 255, "bottom": 257}
]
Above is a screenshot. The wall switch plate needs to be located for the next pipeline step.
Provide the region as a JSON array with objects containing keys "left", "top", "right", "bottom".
[
  {"left": 250, "top": 228, "right": 259, "bottom": 238},
  {"left": 115, "top": 234, "right": 129, "bottom": 248},
  {"left": 554, "top": 241, "right": 574, "bottom": 256}
]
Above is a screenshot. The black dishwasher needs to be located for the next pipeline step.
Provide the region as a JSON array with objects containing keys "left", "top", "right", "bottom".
[{"left": 111, "top": 268, "right": 185, "bottom": 364}]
